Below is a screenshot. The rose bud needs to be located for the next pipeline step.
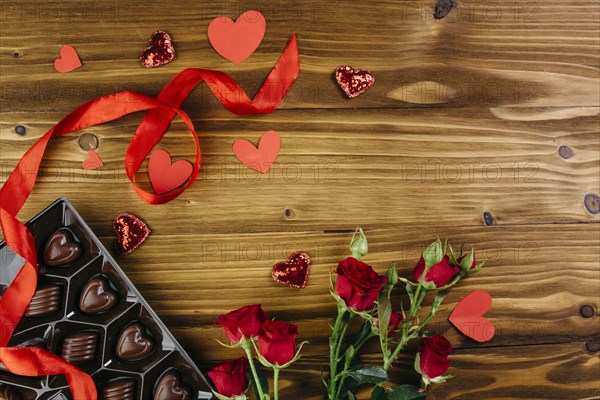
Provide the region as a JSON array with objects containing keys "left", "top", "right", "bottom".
[
  {"left": 374, "top": 311, "right": 402, "bottom": 337},
  {"left": 258, "top": 320, "right": 299, "bottom": 366},
  {"left": 418, "top": 335, "right": 453, "bottom": 379},
  {"left": 335, "top": 257, "right": 387, "bottom": 311},
  {"left": 412, "top": 255, "right": 460, "bottom": 288},
  {"left": 216, "top": 304, "right": 268, "bottom": 343},
  {"left": 206, "top": 357, "right": 249, "bottom": 397}
]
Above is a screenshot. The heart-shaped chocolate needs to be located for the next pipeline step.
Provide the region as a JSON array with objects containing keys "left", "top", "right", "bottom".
[
  {"left": 116, "top": 322, "right": 155, "bottom": 361},
  {"left": 140, "top": 31, "right": 176, "bottom": 68},
  {"left": 113, "top": 213, "right": 151, "bottom": 255},
  {"left": 79, "top": 276, "right": 119, "bottom": 314},
  {"left": 335, "top": 65, "right": 375, "bottom": 98},
  {"left": 153, "top": 371, "right": 191, "bottom": 400},
  {"left": 43, "top": 229, "right": 82, "bottom": 267},
  {"left": 272, "top": 252, "right": 311, "bottom": 289}
]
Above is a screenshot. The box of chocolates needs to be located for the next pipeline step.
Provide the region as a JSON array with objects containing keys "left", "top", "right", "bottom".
[{"left": 0, "top": 198, "right": 213, "bottom": 399}]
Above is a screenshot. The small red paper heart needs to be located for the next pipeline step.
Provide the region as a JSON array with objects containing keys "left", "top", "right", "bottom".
[
  {"left": 232, "top": 130, "right": 280, "bottom": 173},
  {"left": 148, "top": 149, "right": 193, "bottom": 195},
  {"left": 113, "top": 213, "right": 151, "bottom": 255},
  {"left": 54, "top": 45, "right": 82, "bottom": 73},
  {"left": 140, "top": 31, "right": 176, "bottom": 68},
  {"left": 449, "top": 290, "right": 495, "bottom": 343},
  {"left": 335, "top": 65, "right": 375, "bottom": 98},
  {"left": 272, "top": 252, "right": 311, "bottom": 289},
  {"left": 82, "top": 149, "right": 103, "bottom": 170},
  {"left": 208, "top": 10, "right": 266, "bottom": 64}
]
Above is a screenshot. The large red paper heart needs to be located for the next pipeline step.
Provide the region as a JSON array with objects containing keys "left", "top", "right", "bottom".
[
  {"left": 82, "top": 149, "right": 103, "bottom": 170},
  {"left": 54, "top": 45, "right": 82, "bottom": 73},
  {"left": 335, "top": 65, "right": 375, "bottom": 98},
  {"left": 148, "top": 149, "right": 193, "bottom": 195},
  {"left": 140, "top": 31, "right": 176, "bottom": 68},
  {"left": 232, "top": 130, "right": 280, "bottom": 173},
  {"left": 208, "top": 10, "right": 266, "bottom": 64},
  {"left": 272, "top": 252, "right": 311, "bottom": 289},
  {"left": 449, "top": 290, "right": 495, "bottom": 343}
]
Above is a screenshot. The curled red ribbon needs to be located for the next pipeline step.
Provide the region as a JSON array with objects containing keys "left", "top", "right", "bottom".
[{"left": 0, "top": 35, "right": 299, "bottom": 398}]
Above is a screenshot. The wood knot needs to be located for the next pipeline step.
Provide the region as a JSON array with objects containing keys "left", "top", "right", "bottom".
[
  {"left": 585, "top": 341, "right": 600, "bottom": 354},
  {"left": 434, "top": 0, "right": 454, "bottom": 19},
  {"left": 580, "top": 305, "right": 595, "bottom": 318},
  {"left": 284, "top": 208, "right": 295, "bottom": 219},
  {"left": 14, "top": 125, "right": 27, "bottom": 136},
  {"left": 483, "top": 211, "right": 494, "bottom": 226},
  {"left": 78, "top": 132, "right": 99, "bottom": 150},
  {"left": 584, "top": 193, "right": 600, "bottom": 214},
  {"left": 558, "top": 145, "right": 573, "bottom": 159},
  {"left": 12, "top": 51, "right": 22, "bottom": 59}
]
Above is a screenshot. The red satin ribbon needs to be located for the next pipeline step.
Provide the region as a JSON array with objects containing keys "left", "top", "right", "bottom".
[{"left": 0, "top": 35, "right": 299, "bottom": 398}]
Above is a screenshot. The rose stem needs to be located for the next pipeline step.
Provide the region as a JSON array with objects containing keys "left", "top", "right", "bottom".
[
  {"left": 273, "top": 366, "right": 280, "bottom": 400},
  {"left": 328, "top": 306, "right": 346, "bottom": 399},
  {"left": 242, "top": 340, "right": 267, "bottom": 400}
]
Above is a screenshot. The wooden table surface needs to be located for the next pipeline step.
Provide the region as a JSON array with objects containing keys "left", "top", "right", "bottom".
[{"left": 1, "top": 0, "right": 599, "bottom": 399}]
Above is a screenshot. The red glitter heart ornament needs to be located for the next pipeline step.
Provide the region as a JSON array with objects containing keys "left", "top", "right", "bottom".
[
  {"left": 113, "top": 213, "right": 151, "bottom": 255},
  {"left": 335, "top": 65, "right": 375, "bottom": 98},
  {"left": 272, "top": 252, "right": 311, "bottom": 289},
  {"left": 140, "top": 31, "right": 176, "bottom": 68}
]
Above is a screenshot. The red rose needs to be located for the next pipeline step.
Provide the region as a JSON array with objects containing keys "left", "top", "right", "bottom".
[
  {"left": 419, "top": 335, "right": 452, "bottom": 379},
  {"left": 206, "top": 357, "right": 249, "bottom": 397},
  {"left": 216, "top": 304, "right": 268, "bottom": 343},
  {"left": 412, "top": 255, "right": 460, "bottom": 288},
  {"left": 258, "top": 320, "right": 299, "bottom": 365},
  {"left": 335, "top": 257, "right": 386, "bottom": 311},
  {"left": 374, "top": 311, "right": 402, "bottom": 337}
]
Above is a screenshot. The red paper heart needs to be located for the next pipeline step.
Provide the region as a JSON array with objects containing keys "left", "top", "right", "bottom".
[
  {"left": 148, "top": 149, "right": 193, "bottom": 195},
  {"left": 335, "top": 65, "right": 375, "bottom": 98},
  {"left": 272, "top": 252, "right": 311, "bottom": 289},
  {"left": 208, "top": 10, "right": 266, "bottom": 64},
  {"left": 449, "top": 290, "right": 495, "bottom": 343},
  {"left": 140, "top": 31, "right": 176, "bottom": 68},
  {"left": 82, "top": 149, "right": 103, "bottom": 170},
  {"left": 232, "top": 130, "right": 280, "bottom": 173},
  {"left": 54, "top": 45, "right": 82, "bottom": 73},
  {"left": 113, "top": 213, "right": 151, "bottom": 255}
]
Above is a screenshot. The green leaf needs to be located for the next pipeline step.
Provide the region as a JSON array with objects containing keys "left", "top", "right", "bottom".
[
  {"left": 347, "top": 392, "right": 356, "bottom": 400},
  {"left": 250, "top": 363, "right": 269, "bottom": 400},
  {"left": 377, "top": 292, "right": 392, "bottom": 338},
  {"left": 385, "top": 262, "right": 399, "bottom": 295},
  {"left": 346, "top": 345, "right": 356, "bottom": 362},
  {"left": 386, "top": 384, "right": 426, "bottom": 400},
  {"left": 405, "top": 282, "right": 415, "bottom": 304},
  {"left": 353, "top": 320, "right": 374, "bottom": 347},
  {"left": 430, "top": 290, "right": 448, "bottom": 316},
  {"left": 371, "top": 386, "right": 387, "bottom": 400},
  {"left": 349, "top": 366, "right": 388, "bottom": 385}
]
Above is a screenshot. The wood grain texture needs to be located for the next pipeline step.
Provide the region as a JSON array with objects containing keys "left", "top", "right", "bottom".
[{"left": 0, "top": 0, "right": 599, "bottom": 399}]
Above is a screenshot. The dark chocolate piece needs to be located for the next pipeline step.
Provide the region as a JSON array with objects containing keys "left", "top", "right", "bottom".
[
  {"left": 0, "top": 384, "right": 22, "bottom": 400},
  {"left": 153, "top": 371, "right": 190, "bottom": 400},
  {"left": 79, "top": 276, "right": 118, "bottom": 314},
  {"left": 100, "top": 379, "right": 136, "bottom": 400},
  {"left": 61, "top": 331, "right": 99, "bottom": 364},
  {"left": 43, "top": 229, "right": 82, "bottom": 267},
  {"left": 25, "top": 283, "right": 62, "bottom": 317},
  {"left": 116, "top": 322, "right": 154, "bottom": 361}
]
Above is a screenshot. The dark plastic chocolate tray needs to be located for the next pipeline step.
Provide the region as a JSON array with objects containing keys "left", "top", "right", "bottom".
[{"left": 0, "top": 198, "right": 213, "bottom": 399}]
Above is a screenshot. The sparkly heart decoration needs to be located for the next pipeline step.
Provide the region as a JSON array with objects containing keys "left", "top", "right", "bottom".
[
  {"left": 43, "top": 229, "right": 82, "bottom": 267},
  {"left": 79, "top": 276, "right": 118, "bottom": 314},
  {"left": 272, "top": 252, "right": 311, "bottom": 289},
  {"left": 153, "top": 371, "right": 191, "bottom": 400},
  {"left": 140, "top": 31, "right": 176, "bottom": 68},
  {"left": 449, "top": 290, "right": 495, "bottom": 343},
  {"left": 335, "top": 65, "right": 375, "bottom": 98},
  {"left": 113, "top": 213, "right": 151, "bottom": 255}
]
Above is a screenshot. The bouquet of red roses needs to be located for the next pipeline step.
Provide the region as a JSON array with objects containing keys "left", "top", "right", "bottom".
[
  {"left": 325, "top": 228, "right": 483, "bottom": 399},
  {"left": 208, "top": 305, "right": 307, "bottom": 399}
]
